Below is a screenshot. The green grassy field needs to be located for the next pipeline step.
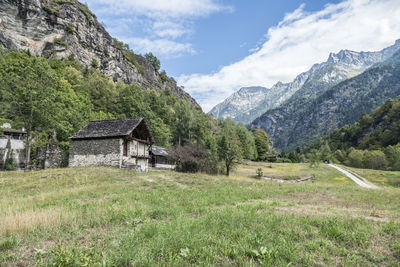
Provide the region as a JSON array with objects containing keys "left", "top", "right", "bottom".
[
  {"left": 0, "top": 163, "right": 399, "bottom": 266},
  {"left": 340, "top": 165, "right": 400, "bottom": 187}
]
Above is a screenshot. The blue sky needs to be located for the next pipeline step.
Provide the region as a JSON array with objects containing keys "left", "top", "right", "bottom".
[
  {"left": 164, "top": 0, "right": 341, "bottom": 76},
  {"left": 85, "top": 0, "right": 400, "bottom": 111}
]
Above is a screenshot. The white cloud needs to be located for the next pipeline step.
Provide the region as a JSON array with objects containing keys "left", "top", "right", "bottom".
[
  {"left": 152, "top": 20, "right": 192, "bottom": 39},
  {"left": 178, "top": 0, "right": 400, "bottom": 112},
  {"left": 124, "top": 38, "right": 196, "bottom": 58},
  {"left": 86, "top": 0, "right": 232, "bottom": 57},
  {"left": 90, "top": 0, "right": 232, "bottom": 18}
]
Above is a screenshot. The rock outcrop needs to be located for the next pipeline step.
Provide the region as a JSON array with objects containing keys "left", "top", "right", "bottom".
[{"left": 0, "top": 0, "right": 200, "bottom": 108}]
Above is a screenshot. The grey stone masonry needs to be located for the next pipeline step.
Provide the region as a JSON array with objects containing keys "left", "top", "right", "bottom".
[
  {"left": 69, "top": 138, "right": 122, "bottom": 168},
  {"left": 36, "top": 144, "right": 68, "bottom": 169}
]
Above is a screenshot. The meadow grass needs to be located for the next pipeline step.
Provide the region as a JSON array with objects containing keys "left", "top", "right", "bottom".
[
  {"left": 341, "top": 165, "right": 400, "bottom": 187},
  {"left": 0, "top": 164, "right": 399, "bottom": 266}
]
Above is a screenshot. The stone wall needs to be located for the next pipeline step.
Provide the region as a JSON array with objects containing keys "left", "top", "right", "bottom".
[
  {"left": 36, "top": 144, "right": 67, "bottom": 169},
  {"left": 137, "top": 159, "right": 149, "bottom": 172},
  {"left": 153, "top": 163, "right": 175, "bottom": 170},
  {"left": 69, "top": 137, "right": 151, "bottom": 171},
  {"left": 69, "top": 138, "right": 122, "bottom": 167}
]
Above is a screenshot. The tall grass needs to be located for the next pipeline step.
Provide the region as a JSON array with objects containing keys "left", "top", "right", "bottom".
[{"left": 0, "top": 165, "right": 399, "bottom": 265}]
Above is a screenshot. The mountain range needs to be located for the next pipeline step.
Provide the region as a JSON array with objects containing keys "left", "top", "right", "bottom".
[
  {"left": 252, "top": 45, "right": 400, "bottom": 151},
  {"left": 209, "top": 40, "right": 400, "bottom": 125}
]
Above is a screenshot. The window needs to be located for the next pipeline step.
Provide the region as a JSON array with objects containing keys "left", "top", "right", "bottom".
[{"left": 123, "top": 139, "right": 128, "bottom": 156}]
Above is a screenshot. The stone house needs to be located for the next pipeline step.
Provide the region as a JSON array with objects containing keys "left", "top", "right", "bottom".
[
  {"left": 0, "top": 126, "right": 26, "bottom": 170},
  {"left": 69, "top": 118, "right": 153, "bottom": 172},
  {"left": 150, "top": 146, "right": 175, "bottom": 169}
]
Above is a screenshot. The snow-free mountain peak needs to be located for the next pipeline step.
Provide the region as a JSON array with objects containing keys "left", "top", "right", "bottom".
[{"left": 209, "top": 39, "right": 400, "bottom": 124}]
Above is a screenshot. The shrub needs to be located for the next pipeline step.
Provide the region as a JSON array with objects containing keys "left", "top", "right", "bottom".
[
  {"left": 363, "top": 150, "right": 387, "bottom": 170},
  {"left": 346, "top": 149, "right": 364, "bottom": 168},
  {"left": 53, "top": 37, "right": 67, "bottom": 47},
  {"left": 256, "top": 168, "right": 263, "bottom": 178},
  {"left": 91, "top": 58, "right": 99, "bottom": 69},
  {"left": 307, "top": 149, "right": 321, "bottom": 168},
  {"left": 384, "top": 144, "right": 400, "bottom": 171},
  {"left": 333, "top": 149, "right": 347, "bottom": 163},
  {"left": 169, "top": 143, "right": 214, "bottom": 173},
  {"left": 43, "top": 5, "right": 59, "bottom": 15},
  {"left": 159, "top": 70, "right": 169, "bottom": 83},
  {"left": 5, "top": 153, "right": 15, "bottom": 171},
  {"left": 66, "top": 23, "right": 75, "bottom": 34},
  {"left": 145, "top": 52, "right": 160, "bottom": 72}
]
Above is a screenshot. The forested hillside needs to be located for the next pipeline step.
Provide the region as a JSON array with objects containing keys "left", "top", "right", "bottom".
[
  {"left": 303, "top": 96, "right": 400, "bottom": 171},
  {"left": 252, "top": 48, "right": 400, "bottom": 151},
  {"left": 0, "top": 49, "right": 271, "bottom": 173}
]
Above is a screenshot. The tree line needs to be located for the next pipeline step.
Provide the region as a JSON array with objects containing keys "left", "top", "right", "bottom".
[{"left": 0, "top": 49, "right": 271, "bottom": 174}]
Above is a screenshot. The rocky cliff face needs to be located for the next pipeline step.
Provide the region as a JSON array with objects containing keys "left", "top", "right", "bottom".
[
  {"left": 209, "top": 86, "right": 270, "bottom": 123},
  {"left": 209, "top": 72, "right": 309, "bottom": 124},
  {"left": 210, "top": 40, "right": 400, "bottom": 124},
  {"left": 0, "top": 0, "right": 199, "bottom": 108}
]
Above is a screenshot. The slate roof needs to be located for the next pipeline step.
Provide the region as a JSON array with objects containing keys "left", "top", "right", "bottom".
[
  {"left": 151, "top": 146, "right": 169, "bottom": 156},
  {"left": 1, "top": 129, "right": 26, "bottom": 135},
  {"left": 71, "top": 118, "right": 145, "bottom": 139}
]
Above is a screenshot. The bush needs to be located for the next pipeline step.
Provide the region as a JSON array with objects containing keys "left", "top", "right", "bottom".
[
  {"left": 5, "top": 153, "right": 15, "bottom": 171},
  {"left": 256, "top": 168, "right": 263, "bottom": 178},
  {"left": 43, "top": 5, "right": 59, "bottom": 15},
  {"left": 333, "top": 149, "right": 347, "bottom": 163},
  {"left": 169, "top": 143, "right": 214, "bottom": 173},
  {"left": 307, "top": 149, "right": 321, "bottom": 168},
  {"left": 91, "top": 58, "right": 99, "bottom": 69},
  {"left": 363, "top": 150, "right": 387, "bottom": 170},
  {"left": 53, "top": 37, "right": 67, "bottom": 47},
  {"left": 66, "top": 23, "right": 75, "bottom": 34},
  {"left": 159, "top": 70, "right": 168, "bottom": 83},
  {"left": 346, "top": 149, "right": 364, "bottom": 168},
  {"left": 384, "top": 144, "right": 400, "bottom": 171},
  {"left": 145, "top": 52, "right": 160, "bottom": 72}
]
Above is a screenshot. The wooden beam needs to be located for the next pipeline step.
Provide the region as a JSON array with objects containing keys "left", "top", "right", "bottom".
[{"left": 126, "top": 136, "right": 151, "bottom": 145}]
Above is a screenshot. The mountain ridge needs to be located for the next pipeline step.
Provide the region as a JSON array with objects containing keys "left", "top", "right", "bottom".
[
  {"left": 252, "top": 47, "right": 400, "bottom": 151},
  {"left": 209, "top": 40, "right": 400, "bottom": 124}
]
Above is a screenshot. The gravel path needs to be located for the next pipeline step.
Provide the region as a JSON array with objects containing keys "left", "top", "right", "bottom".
[{"left": 328, "top": 164, "right": 377, "bottom": 189}]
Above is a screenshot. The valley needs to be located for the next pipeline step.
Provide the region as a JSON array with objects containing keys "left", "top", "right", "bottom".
[{"left": 0, "top": 0, "right": 399, "bottom": 266}]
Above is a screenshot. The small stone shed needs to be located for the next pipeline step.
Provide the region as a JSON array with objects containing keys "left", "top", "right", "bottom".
[
  {"left": 150, "top": 146, "right": 175, "bottom": 169},
  {"left": 69, "top": 118, "right": 154, "bottom": 172}
]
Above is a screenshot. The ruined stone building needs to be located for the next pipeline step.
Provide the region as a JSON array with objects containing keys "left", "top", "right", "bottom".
[
  {"left": 150, "top": 146, "right": 175, "bottom": 169},
  {"left": 0, "top": 124, "right": 26, "bottom": 170},
  {"left": 69, "top": 118, "right": 153, "bottom": 172},
  {"left": 36, "top": 144, "right": 68, "bottom": 169}
]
